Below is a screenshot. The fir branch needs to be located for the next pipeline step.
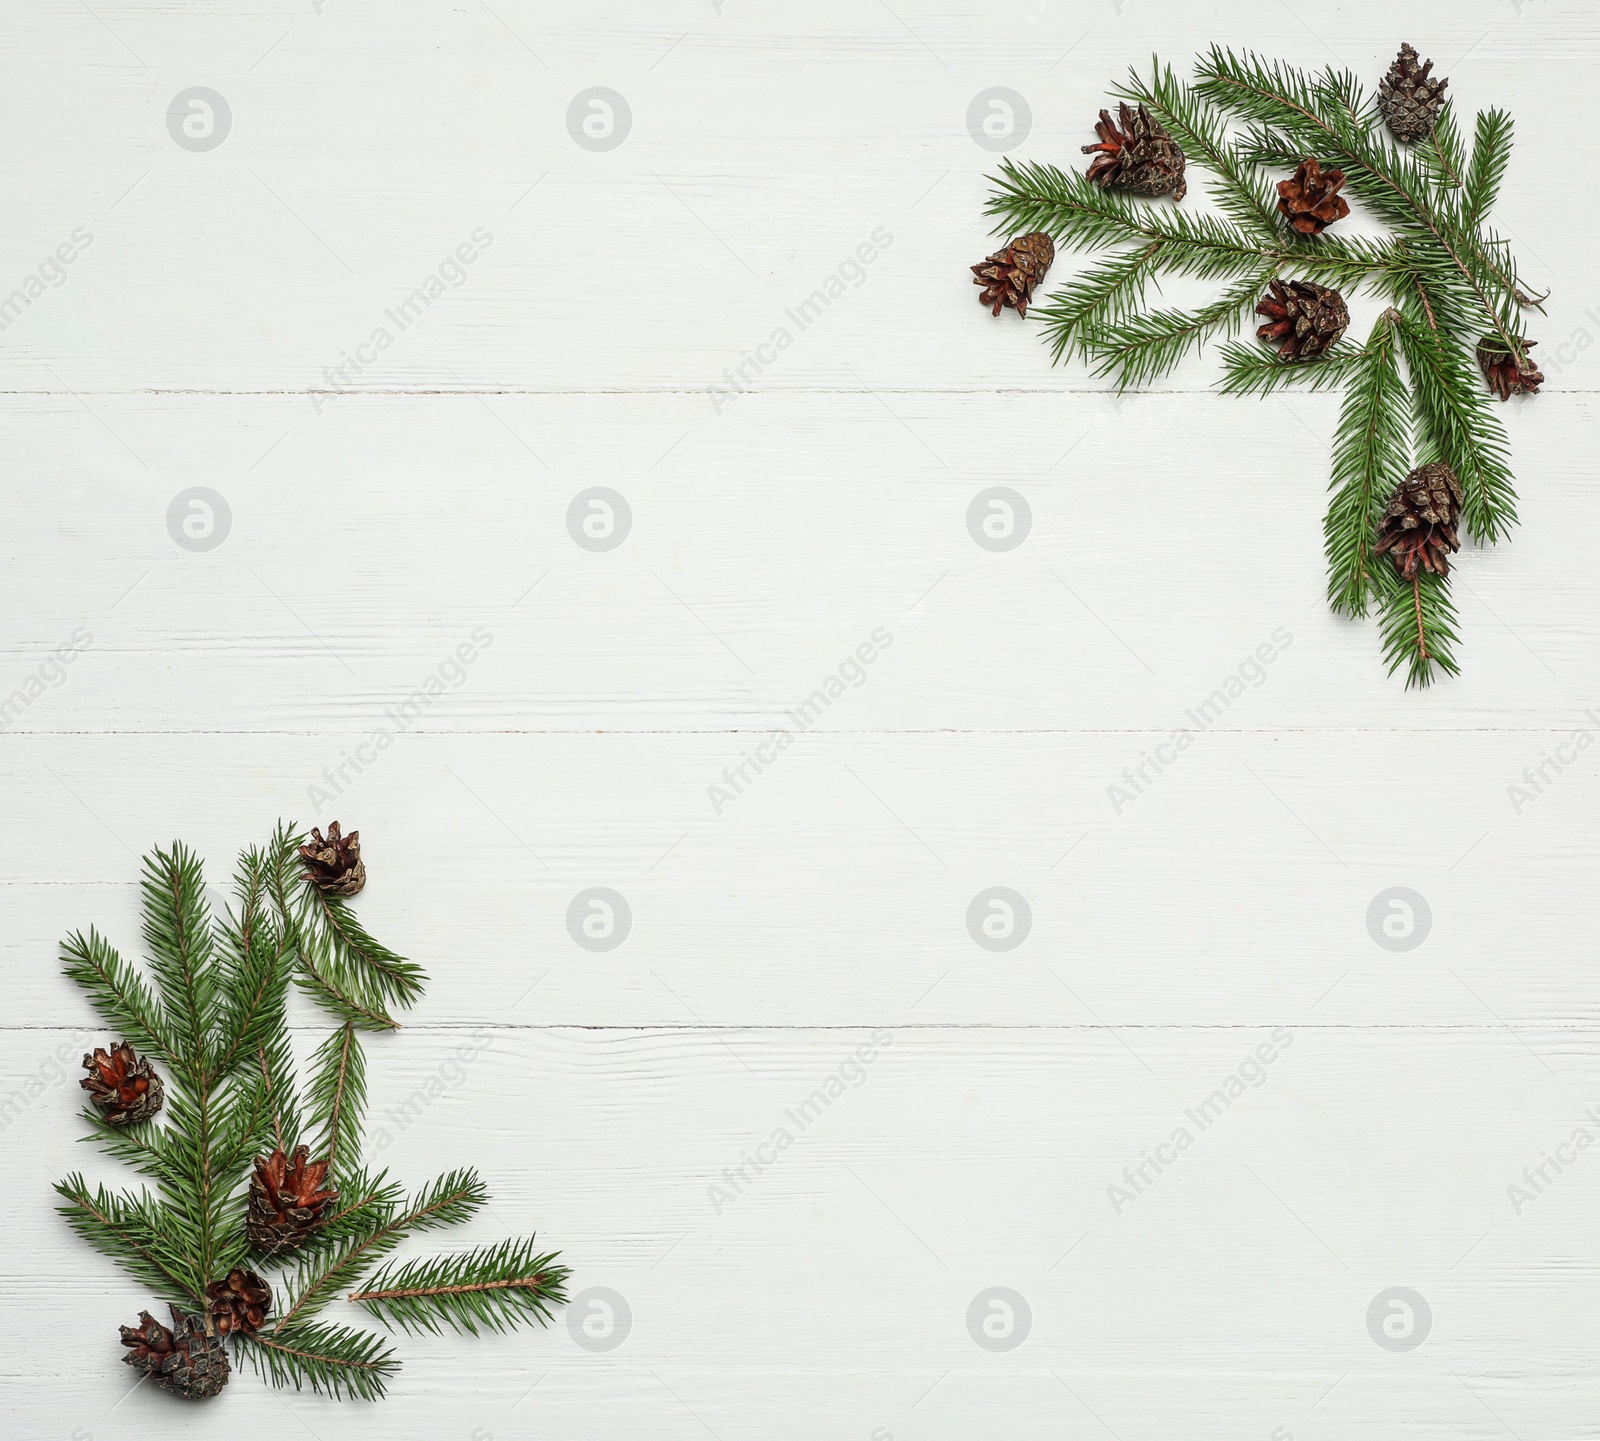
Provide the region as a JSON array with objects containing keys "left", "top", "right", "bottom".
[
  {"left": 211, "top": 845, "right": 293, "bottom": 1083},
  {"left": 1462, "top": 108, "right": 1512, "bottom": 232},
  {"left": 1216, "top": 338, "right": 1368, "bottom": 396},
  {"left": 309, "top": 890, "right": 426, "bottom": 1013},
  {"left": 140, "top": 843, "right": 219, "bottom": 1072},
  {"left": 55, "top": 1174, "right": 205, "bottom": 1304},
  {"left": 60, "top": 928, "right": 178, "bottom": 1066},
  {"left": 1086, "top": 269, "right": 1274, "bottom": 389},
  {"left": 1031, "top": 243, "right": 1161, "bottom": 364},
  {"left": 1374, "top": 561, "right": 1462, "bottom": 686},
  {"left": 350, "top": 1238, "right": 570, "bottom": 1337},
  {"left": 1421, "top": 99, "right": 1466, "bottom": 195},
  {"left": 1325, "top": 310, "right": 1410, "bottom": 617},
  {"left": 248, "top": 1322, "right": 399, "bottom": 1402},
  {"left": 306, "top": 1022, "right": 367, "bottom": 1184}
]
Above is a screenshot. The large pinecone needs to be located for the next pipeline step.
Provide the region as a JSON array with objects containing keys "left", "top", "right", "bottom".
[
  {"left": 1375, "top": 463, "right": 1464, "bottom": 579},
  {"left": 1378, "top": 43, "right": 1448, "bottom": 143},
  {"left": 300, "top": 821, "right": 365, "bottom": 896},
  {"left": 81, "top": 1041, "right": 164, "bottom": 1126},
  {"left": 120, "top": 1307, "right": 230, "bottom": 1400},
  {"left": 247, "top": 1145, "right": 338, "bottom": 1257},
  {"left": 207, "top": 1268, "right": 272, "bottom": 1337},
  {"left": 1477, "top": 334, "right": 1543, "bottom": 401},
  {"left": 1082, "top": 102, "right": 1187, "bottom": 200},
  {"left": 971, "top": 231, "right": 1055, "bottom": 318},
  {"left": 1256, "top": 279, "right": 1350, "bottom": 361},
  {"left": 1277, "top": 158, "right": 1350, "bottom": 236}
]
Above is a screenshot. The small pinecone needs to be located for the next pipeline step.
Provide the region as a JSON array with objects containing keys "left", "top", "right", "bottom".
[
  {"left": 80, "top": 1041, "right": 164, "bottom": 1126},
  {"left": 1277, "top": 158, "right": 1350, "bottom": 236},
  {"left": 247, "top": 1145, "right": 338, "bottom": 1257},
  {"left": 1256, "top": 279, "right": 1350, "bottom": 361},
  {"left": 120, "top": 1307, "right": 230, "bottom": 1400},
  {"left": 971, "top": 231, "right": 1055, "bottom": 318},
  {"left": 1375, "top": 462, "right": 1464, "bottom": 580},
  {"left": 300, "top": 821, "right": 365, "bottom": 896},
  {"left": 1477, "top": 334, "right": 1543, "bottom": 401},
  {"left": 207, "top": 1268, "right": 272, "bottom": 1338},
  {"left": 1082, "top": 102, "right": 1187, "bottom": 200},
  {"left": 1378, "top": 43, "right": 1448, "bottom": 143}
]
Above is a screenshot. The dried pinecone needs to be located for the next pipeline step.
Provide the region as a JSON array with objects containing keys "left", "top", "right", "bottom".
[
  {"left": 1277, "top": 158, "right": 1350, "bottom": 236},
  {"left": 120, "top": 1307, "right": 230, "bottom": 1400},
  {"left": 207, "top": 1268, "right": 272, "bottom": 1337},
  {"left": 971, "top": 231, "right": 1055, "bottom": 318},
  {"left": 1375, "top": 462, "right": 1464, "bottom": 579},
  {"left": 1082, "top": 102, "right": 1187, "bottom": 200},
  {"left": 300, "top": 821, "right": 365, "bottom": 896},
  {"left": 1476, "top": 334, "right": 1543, "bottom": 401},
  {"left": 1378, "top": 43, "right": 1448, "bottom": 143},
  {"left": 81, "top": 1041, "right": 164, "bottom": 1126},
  {"left": 1255, "top": 279, "right": 1350, "bottom": 361},
  {"left": 247, "top": 1145, "right": 338, "bottom": 1257}
]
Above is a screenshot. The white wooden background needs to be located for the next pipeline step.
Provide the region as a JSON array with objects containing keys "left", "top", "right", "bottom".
[{"left": 4, "top": 0, "right": 1598, "bottom": 1436}]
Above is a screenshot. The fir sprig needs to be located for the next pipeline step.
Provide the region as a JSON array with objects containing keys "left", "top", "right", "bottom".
[{"left": 350, "top": 1237, "right": 570, "bottom": 1337}]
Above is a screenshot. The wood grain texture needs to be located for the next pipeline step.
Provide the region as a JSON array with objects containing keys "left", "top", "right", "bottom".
[{"left": 4, "top": 0, "right": 1596, "bottom": 1435}]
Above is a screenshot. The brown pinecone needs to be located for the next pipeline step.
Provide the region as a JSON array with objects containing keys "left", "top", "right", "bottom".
[
  {"left": 81, "top": 1041, "right": 164, "bottom": 1126},
  {"left": 1375, "top": 462, "right": 1464, "bottom": 579},
  {"left": 1378, "top": 43, "right": 1448, "bottom": 143},
  {"left": 120, "top": 1307, "right": 230, "bottom": 1400},
  {"left": 1082, "top": 102, "right": 1187, "bottom": 200},
  {"left": 1255, "top": 279, "right": 1350, "bottom": 361},
  {"left": 247, "top": 1145, "right": 338, "bottom": 1257},
  {"left": 971, "top": 231, "right": 1055, "bottom": 318},
  {"left": 300, "top": 821, "right": 365, "bottom": 896},
  {"left": 1477, "top": 334, "right": 1543, "bottom": 401},
  {"left": 1277, "top": 158, "right": 1350, "bottom": 236},
  {"left": 207, "top": 1268, "right": 272, "bottom": 1338}
]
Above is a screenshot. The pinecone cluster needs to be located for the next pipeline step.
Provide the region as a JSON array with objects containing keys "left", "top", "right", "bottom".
[
  {"left": 1477, "top": 334, "right": 1543, "bottom": 401},
  {"left": 971, "top": 231, "right": 1055, "bottom": 318},
  {"left": 1082, "top": 102, "right": 1187, "bottom": 200},
  {"left": 247, "top": 1144, "right": 338, "bottom": 1257},
  {"left": 1277, "top": 157, "right": 1349, "bottom": 237},
  {"left": 208, "top": 1268, "right": 273, "bottom": 1337},
  {"left": 300, "top": 820, "right": 365, "bottom": 895},
  {"left": 1256, "top": 279, "right": 1349, "bottom": 361},
  {"left": 81, "top": 1041, "right": 164, "bottom": 1126},
  {"left": 1378, "top": 43, "right": 1448, "bottom": 143},
  {"left": 121, "top": 1307, "right": 230, "bottom": 1400},
  {"left": 1376, "top": 462, "right": 1464, "bottom": 579}
]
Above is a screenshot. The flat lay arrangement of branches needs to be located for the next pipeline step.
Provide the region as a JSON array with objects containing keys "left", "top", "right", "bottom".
[
  {"left": 977, "top": 45, "right": 1545, "bottom": 686},
  {"left": 57, "top": 823, "right": 568, "bottom": 1402}
]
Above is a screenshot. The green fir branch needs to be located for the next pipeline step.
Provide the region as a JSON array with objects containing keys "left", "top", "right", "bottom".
[
  {"left": 1216, "top": 338, "right": 1368, "bottom": 396},
  {"left": 55, "top": 1174, "right": 206, "bottom": 1305},
  {"left": 247, "top": 1322, "right": 399, "bottom": 1402},
  {"left": 1031, "top": 243, "right": 1161, "bottom": 364},
  {"left": 1086, "top": 269, "right": 1274, "bottom": 389},
  {"left": 60, "top": 928, "right": 178, "bottom": 1067},
  {"left": 306, "top": 1022, "right": 368, "bottom": 1185},
  {"left": 1375, "top": 562, "right": 1462, "bottom": 687},
  {"left": 349, "top": 1237, "right": 571, "bottom": 1337},
  {"left": 140, "top": 844, "right": 219, "bottom": 1072}
]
